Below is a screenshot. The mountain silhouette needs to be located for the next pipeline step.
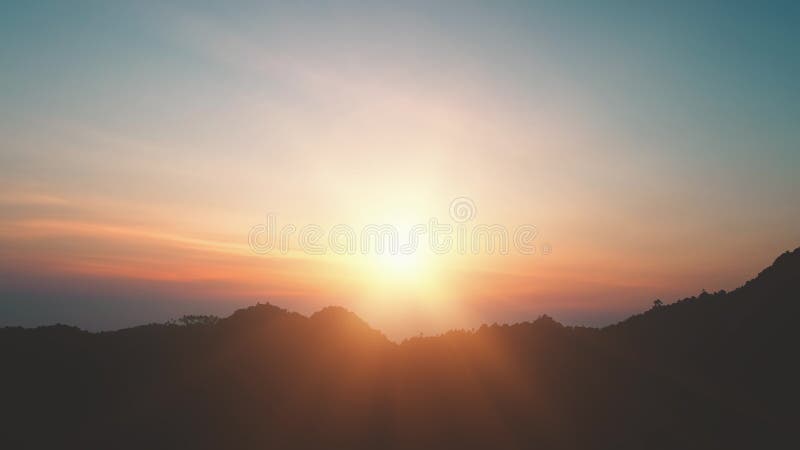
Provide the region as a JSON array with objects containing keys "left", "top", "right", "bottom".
[{"left": 2, "top": 248, "right": 798, "bottom": 449}]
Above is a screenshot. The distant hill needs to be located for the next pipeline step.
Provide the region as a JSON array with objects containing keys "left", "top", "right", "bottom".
[{"left": 2, "top": 248, "right": 798, "bottom": 449}]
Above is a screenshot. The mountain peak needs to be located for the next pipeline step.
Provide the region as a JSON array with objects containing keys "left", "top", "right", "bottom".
[
  {"left": 309, "top": 306, "right": 388, "bottom": 343},
  {"left": 741, "top": 246, "right": 800, "bottom": 292},
  {"left": 218, "top": 302, "right": 293, "bottom": 328}
]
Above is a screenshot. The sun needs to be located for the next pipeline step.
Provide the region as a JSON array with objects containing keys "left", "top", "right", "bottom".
[
  {"left": 380, "top": 250, "right": 422, "bottom": 271},
  {"left": 342, "top": 241, "right": 444, "bottom": 296},
  {"left": 354, "top": 250, "right": 428, "bottom": 292},
  {"left": 322, "top": 212, "right": 460, "bottom": 321}
]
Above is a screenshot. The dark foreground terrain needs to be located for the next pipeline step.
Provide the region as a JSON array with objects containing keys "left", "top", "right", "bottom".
[{"left": 2, "top": 249, "right": 799, "bottom": 449}]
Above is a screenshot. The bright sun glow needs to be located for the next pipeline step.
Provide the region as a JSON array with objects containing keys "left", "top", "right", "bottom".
[
  {"left": 376, "top": 251, "right": 426, "bottom": 276},
  {"left": 355, "top": 249, "right": 435, "bottom": 291}
]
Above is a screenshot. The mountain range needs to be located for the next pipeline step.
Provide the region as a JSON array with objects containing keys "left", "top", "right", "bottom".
[{"left": 2, "top": 248, "right": 798, "bottom": 449}]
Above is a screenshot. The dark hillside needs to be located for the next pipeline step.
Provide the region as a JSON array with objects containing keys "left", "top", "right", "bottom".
[{"left": 2, "top": 249, "right": 798, "bottom": 449}]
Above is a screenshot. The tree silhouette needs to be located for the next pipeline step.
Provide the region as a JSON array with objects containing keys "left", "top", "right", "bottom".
[
  {"left": 168, "top": 315, "right": 219, "bottom": 326},
  {"left": 653, "top": 299, "right": 664, "bottom": 308}
]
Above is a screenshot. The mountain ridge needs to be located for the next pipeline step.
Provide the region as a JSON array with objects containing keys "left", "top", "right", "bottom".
[
  {"left": 6, "top": 247, "right": 797, "bottom": 341},
  {"left": 1, "top": 247, "right": 797, "bottom": 449}
]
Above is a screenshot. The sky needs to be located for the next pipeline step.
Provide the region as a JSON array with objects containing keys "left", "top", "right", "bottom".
[{"left": 1, "top": 1, "right": 799, "bottom": 338}]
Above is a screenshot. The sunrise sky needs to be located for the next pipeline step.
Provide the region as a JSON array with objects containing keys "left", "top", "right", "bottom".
[{"left": 2, "top": 1, "right": 799, "bottom": 338}]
